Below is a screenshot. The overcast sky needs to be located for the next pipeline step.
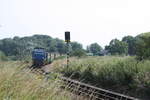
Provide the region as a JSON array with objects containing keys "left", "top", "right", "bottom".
[{"left": 0, "top": 0, "right": 150, "bottom": 48}]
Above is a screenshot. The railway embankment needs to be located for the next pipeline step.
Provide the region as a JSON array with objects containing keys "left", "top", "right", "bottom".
[{"left": 54, "top": 56, "right": 150, "bottom": 100}]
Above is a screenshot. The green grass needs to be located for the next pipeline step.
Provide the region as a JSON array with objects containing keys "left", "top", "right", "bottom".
[
  {"left": 0, "top": 61, "right": 73, "bottom": 100},
  {"left": 59, "top": 56, "right": 150, "bottom": 99},
  {"left": 2, "top": 57, "right": 149, "bottom": 99}
]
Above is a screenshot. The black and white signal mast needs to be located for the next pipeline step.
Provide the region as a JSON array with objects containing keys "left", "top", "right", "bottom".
[{"left": 65, "top": 31, "right": 70, "bottom": 68}]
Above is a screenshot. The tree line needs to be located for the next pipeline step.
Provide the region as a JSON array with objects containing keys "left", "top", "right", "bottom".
[
  {"left": 0, "top": 35, "right": 83, "bottom": 60},
  {"left": 86, "top": 32, "right": 150, "bottom": 60},
  {"left": 0, "top": 32, "right": 150, "bottom": 60},
  {"left": 104, "top": 32, "right": 150, "bottom": 60}
]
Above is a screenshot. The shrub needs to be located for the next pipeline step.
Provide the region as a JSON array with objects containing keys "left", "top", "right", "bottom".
[
  {"left": 60, "top": 56, "right": 150, "bottom": 99},
  {"left": 70, "top": 49, "right": 86, "bottom": 57}
]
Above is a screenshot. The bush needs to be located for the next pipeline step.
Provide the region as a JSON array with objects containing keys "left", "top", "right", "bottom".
[
  {"left": 60, "top": 56, "right": 150, "bottom": 99},
  {"left": 70, "top": 49, "right": 86, "bottom": 57}
]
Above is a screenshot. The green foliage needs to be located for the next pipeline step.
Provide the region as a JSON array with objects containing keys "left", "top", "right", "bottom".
[
  {"left": 105, "top": 32, "right": 150, "bottom": 59},
  {"left": 105, "top": 39, "right": 128, "bottom": 55},
  {"left": 70, "top": 42, "right": 83, "bottom": 51},
  {"left": 60, "top": 56, "right": 150, "bottom": 99},
  {"left": 53, "top": 56, "right": 66, "bottom": 60},
  {"left": 70, "top": 49, "right": 86, "bottom": 57},
  {"left": 0, "top": 35, "right": 83, "bottom": 60},
  {"left": 56, "top": 39, "right": 66, "bottom": 55},
  {"left": 88, "top": 43, "right": 102, "bottom": 55},
  {"left": 69, "top": 42, "right": 85, "bottom": 57},
  {"left": 0, "top": 51, "right": 7, "bottom": 61},
  {"left": 0, "top": 38, "right": 21, "bottom": 56},
  {"left": 135, "top": 32, "right": 150, "bottom": 60},
  {"left": 122, "top": 36, "right": 136, "bottom": 55}
]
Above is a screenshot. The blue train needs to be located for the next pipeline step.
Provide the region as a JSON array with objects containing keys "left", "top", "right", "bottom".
[{"left": 32, "top": 47, "right": 49, "bottom": 67}]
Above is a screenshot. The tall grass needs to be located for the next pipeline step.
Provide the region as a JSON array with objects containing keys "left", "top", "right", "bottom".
[
  {"left": 60, "top": 56, "right": 150, "bottom": 99},
  {"left": 0, "top": 61, "right": 73, "bottom": 100}
]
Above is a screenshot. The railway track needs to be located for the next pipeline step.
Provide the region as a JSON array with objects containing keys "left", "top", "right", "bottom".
[
  {"left": 61, "top": 77, "right": 139, "bottom": 100},
  {"left": 30, "top": 67, "right": 139, "bottom": 100}
]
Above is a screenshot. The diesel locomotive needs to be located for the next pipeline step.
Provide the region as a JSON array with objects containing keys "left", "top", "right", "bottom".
[{"left": 32, "top": 47, "right": 50, "bottom": 67}]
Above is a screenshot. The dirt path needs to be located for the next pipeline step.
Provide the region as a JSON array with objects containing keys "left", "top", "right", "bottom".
[
  {"left": 41, "top": 59, "right": 66, "bottom": 73},
  {"left": 41, "top": 64, "right": 53, "bottom": 73}
]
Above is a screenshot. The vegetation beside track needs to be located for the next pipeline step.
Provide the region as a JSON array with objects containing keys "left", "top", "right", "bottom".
[
  {"left": 0, "top": 61, "right": 81, "bottom": 100},
  {"left": 58, "top": 56, "right": 150, "bottom": 100}
]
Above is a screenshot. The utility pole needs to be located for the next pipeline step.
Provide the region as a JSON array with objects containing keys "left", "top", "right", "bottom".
[{"left": 65, "top": 31, "right": 70, "bottom": 68}]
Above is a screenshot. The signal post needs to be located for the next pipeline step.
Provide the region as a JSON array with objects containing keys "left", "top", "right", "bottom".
[{"left": 65, "top": 31, "right": 70, "bottom": 68}]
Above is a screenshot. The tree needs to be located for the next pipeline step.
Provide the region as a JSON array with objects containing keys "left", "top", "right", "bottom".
[
  {"left": 0, "top": 38, "right": 20, "bottom": 56},
  {"left": 86, "top": 46, "right": 90, "bottom": 53},
  {"left": 48, "top": 39, "right": 57, "bottom": 52},
  {"left": 71, "top": 49, "right": 86, "bottom": 57},
  {"left": 135, "top": 32, "right": 150, "bottom": 60},
  {"left": 122, "top": 36, "right": 136, "bottom": 55},
  {"left": 56, "top": 40, "right": 66, "bottom": 55},
  {"left": 89, "top": 43, "right": 102, "bottom": 55},
  {"left": 105, "top": 39, "right": 128, "bottom": 55},
  {"left": 70, "top": 42, "right": 83, "bottom": 51},
  {"left": 0, "top": 35, "right": 84, "bottom": 60}
]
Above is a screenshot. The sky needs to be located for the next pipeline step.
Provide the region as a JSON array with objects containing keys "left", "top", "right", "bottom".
[{"left": 0, "top": 0, "right": 150, "bottom": 48}]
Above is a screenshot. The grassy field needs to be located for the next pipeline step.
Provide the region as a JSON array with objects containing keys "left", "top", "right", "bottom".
[
  {"left": 1, "top": 56, "right": 150, "bottom": 100},
  {"left": 58, "top": 56, "right": 150, "bottom": 100},
  {"left": 0, "top": 61, "right": 77, "bottom": 100}
]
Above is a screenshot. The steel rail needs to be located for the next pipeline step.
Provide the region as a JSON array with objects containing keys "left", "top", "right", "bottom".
[
  {"left": 30, "top": 68, "right": 140, "bottom": 100},
  {"left": 60, "top": 77, "right": 139, "bottom": 100}
]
